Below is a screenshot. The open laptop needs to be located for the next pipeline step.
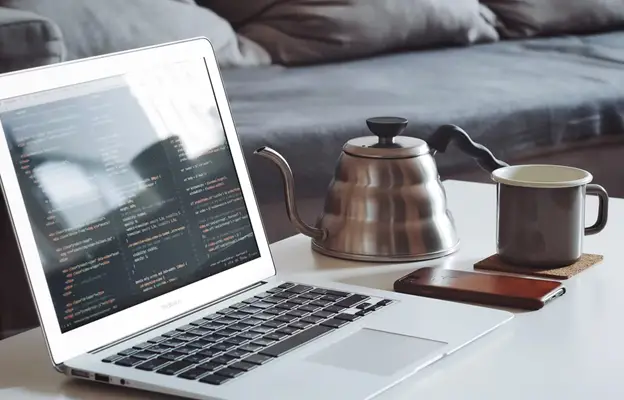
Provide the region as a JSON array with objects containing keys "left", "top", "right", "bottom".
[{"left": 0, "top": 38, "right": 512, "bottom": 400}]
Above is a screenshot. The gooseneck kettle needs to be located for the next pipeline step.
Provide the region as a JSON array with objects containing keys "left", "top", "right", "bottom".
[{"left": 255, "top": 117, "right": 508, "bottom": 262}]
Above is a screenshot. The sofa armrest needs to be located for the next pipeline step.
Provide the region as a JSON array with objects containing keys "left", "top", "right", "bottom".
[{"left": 0, "top": 7, "right": 65, "bottom": 73}]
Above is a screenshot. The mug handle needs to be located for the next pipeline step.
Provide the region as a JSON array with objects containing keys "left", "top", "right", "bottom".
[{"left": 585, "top": 184, "right": 609, "bottom": 235}]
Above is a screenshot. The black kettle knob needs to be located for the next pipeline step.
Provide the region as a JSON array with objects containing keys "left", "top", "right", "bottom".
[{"left": 366, "top": 117, "right": 408, "bottom": 145}]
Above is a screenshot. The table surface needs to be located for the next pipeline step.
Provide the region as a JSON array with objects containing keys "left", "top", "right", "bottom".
[{"left": 1, "top": 180, "right": 623, "bottom": 400}]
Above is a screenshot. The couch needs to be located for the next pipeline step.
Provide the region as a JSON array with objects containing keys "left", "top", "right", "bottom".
[{"left": 0, "top": 0, "right": 623, "bottom": 338}]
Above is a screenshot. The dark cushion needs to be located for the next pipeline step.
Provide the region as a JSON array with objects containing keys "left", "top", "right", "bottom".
[
  {"left": 481, "top": 0, "right": 624, "bottom": 38},
  {"left": 199, "top": 0, "right": 498, "bottom": 66},
  {"left": 0, "top": 7, "right": 65, "bottom": 73},
  {"left": 1, "top": 0, "right": 270, "bottom": 68}
]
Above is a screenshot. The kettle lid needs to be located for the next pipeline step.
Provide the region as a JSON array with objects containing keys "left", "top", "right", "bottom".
[{"left": 344, "top": 117, "right": 430, "bottom": 159}]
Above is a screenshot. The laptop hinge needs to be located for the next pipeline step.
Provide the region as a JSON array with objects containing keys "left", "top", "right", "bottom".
[{"left": 89, "top": 280, "right": 269, "bottom": 354}]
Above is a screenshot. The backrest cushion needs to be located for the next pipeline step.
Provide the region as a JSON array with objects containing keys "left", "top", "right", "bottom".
[
  {"left": 199, "top": 0, "right": 498, "bottom": 66},
  {"left": 481, "top": 0, "right": 624, "bottom": 38},
  {"left": 1, "top": 0, "right": 270, "bottom": 68}
]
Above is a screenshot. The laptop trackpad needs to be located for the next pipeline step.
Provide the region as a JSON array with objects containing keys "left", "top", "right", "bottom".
[{"left": 306, "top": 328, "right": 447, "bottom": 376}]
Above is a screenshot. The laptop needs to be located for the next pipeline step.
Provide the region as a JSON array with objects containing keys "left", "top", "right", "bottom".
[{"left": 0, "top": 38, "right": 513, "bottom": 400}]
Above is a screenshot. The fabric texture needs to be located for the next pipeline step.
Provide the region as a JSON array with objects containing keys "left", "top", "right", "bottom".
[
  {"left": 481, "top": 0, "right": 624, "bottom": 38},
  {"left": 0, "top": 0, "right": 270, "bottom": 68},
  {"left": 200, "top": 0, "right": 498, "bottom": 65},
  {"left": 0, "top": 7, "right": 65, "bottom": 73},
  {"left": 218, "top": 31, "right": 624, "bottom": 205}
]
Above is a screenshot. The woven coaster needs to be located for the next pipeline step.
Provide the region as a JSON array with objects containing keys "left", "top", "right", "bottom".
[{"left": 474, "top": 253, "right": 603, "bottom": 280}]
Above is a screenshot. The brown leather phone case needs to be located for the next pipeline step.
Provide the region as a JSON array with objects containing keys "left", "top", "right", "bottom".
[{"left": 394, "top": 267, "right": 565, "bottom": 310}]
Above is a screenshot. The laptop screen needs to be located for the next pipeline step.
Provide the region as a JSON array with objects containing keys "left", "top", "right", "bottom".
[{"left": 0, "top": 58, "right": 260, "bottom": 333}]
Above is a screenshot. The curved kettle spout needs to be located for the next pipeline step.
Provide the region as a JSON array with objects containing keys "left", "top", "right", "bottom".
[
  {"left": 427, "top": 124, "right": 509, "bottom": 172},
  {"left": 254, "top": 146, "right": 327, "bottom": 242}
]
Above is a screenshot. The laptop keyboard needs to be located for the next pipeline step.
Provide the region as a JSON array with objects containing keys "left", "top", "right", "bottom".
[{"left": 102, "top": 282, "right": 393, "bottom": 386}]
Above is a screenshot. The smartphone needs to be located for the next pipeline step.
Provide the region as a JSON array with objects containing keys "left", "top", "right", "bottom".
[{"left": 394, "top": 267, "right": 566, "bottom": 311}]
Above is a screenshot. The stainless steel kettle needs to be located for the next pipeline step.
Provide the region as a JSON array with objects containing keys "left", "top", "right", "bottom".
[{"left": 255, "top": 117, "right": 508, "bottom": 262}]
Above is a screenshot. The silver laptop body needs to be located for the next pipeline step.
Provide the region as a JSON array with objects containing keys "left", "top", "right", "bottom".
[{"left": 0, "top": 38, "right": 513, "bottom": 400}]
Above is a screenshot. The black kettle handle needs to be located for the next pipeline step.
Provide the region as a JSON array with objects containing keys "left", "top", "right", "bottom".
[{"left": 427, "top": 124, "right": 509, "bottom": 172}]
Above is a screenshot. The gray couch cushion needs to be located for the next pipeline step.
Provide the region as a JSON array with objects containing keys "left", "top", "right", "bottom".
[
  {"left": 0, "top": 7, "right": 65, "bottom": 73},
  {"left": 482, "top": 0, "right": 624, "bottom": 38},
  {"left": 1, "top": 0, "right": 270, "bottom": 68},
  {"left": 220, "top": 32, "right": 624, "bottom": 204},
  {"left": 200, "top": 0, "right": 498, "bottom": 66}
]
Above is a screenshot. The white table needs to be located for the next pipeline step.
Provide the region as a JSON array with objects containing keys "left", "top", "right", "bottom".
[{"left": 1, "top": 180, "right": 623, "bottom": 400}]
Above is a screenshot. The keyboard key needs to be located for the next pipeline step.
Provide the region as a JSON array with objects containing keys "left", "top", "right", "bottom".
[
  {"left": 286, "top": 284, "right": 313, "bottom": 294},
  {"left": 230, "top": 302, "right": 247, "bottom": 309},
  {"left": 309, "top": 288, "right": 327, "bottom": 295},
  {"left": 265, "top": 308, "right": 284, "bottom": 315},
  {"left": 264, "top": 296, "right": 283, "bottom": 304},
  {"left": 240, "top": 306, "right": 262, "bottom": 315},
  {"left": 260, "top": 325, "right": 334, "bottom": 358},
  {"left": 274, "top": 292, "right": 296, "bottom": 299},
  {"left": 190, "top": 318, "right": 208, "bottom": 326},
  {"left": 254, "top": 313, "right": 273, "bottom": 321},
  {"left": 228, "top": 323, "right": 249, "bottom": 331},
  {"left": 238, "top": 331, "right": 261, "bottom": 340},
  {"left": 162, "top": 330, "right": 182, "bottom": 338},
  {"left": 159, "top": 351, "right": 186, "bottom": 361},
  {"left": 215, "top": 317, "right": 237, "bottom": 325},
  {"left": 218, "top": 308, "right": 237, "bottom": 315},
  {"left": 262, "top": 320, "right": 285, "bottom": 329},
  {"left": 243, "top": 297, "right": 258, "bottom": 304},
  {"left": 178, "top": 367, "right": 208, "bottom": 380},
  {"left": 198, "top": 348, "right": 222, "bottom": 358},
  {"left": 325, "top": 289, "right": 350, "bottom": 298},
  {"left": 176, "top": 324, "right": 195, "bottom": 332},
  {"left": 355, "top": 309, "right": 372, "bottom": 317},
  {"left": 278, "top": 282, "right": 295, "bottom": 289},
  {"left": 254, "top": 292, "right": 271, "bottom": 299},
  {"left": 197, "top": 361, "right": 220, "bottom": 371},
  {"left": 335, "top": 313, "right": 359, "bottom": 322},
  {"left": 148, "top": 336, "right": 167, "bottom": 344},
  {"left": 145, "top": 345, "right": 170, "bottom": 354},
  {"left": 227, "top": 312, "right": 249, "bottom": 319},
  {"left": 325, "top": 305, "right": 346, "bottom": 313},
  {"left": 251, "top": 302, "right": 272, "bottom": 309},
  {"left": 231, "top": 361, "right": 258, "bottom": 372},
  {"left": 275, "top": 315, "right": 297, "bottom": 323},
  {"left": 136, "top": 357, "right": 170, "bottom": 371},
  {"left": 286, "top": 310, "right": 308, "bottom": 318},
  {"left": 276, "top": 301, "right": 299, "bottom": 310},
  {"left": 215, "top": 367, "right": 245, "bottom": 379},
  {"left": 298, "top": 304, "right": 321, "bottom": 313},
  {"left": 118, "top": 348, "right": 138, "bottom": 357},
  {"left": 290, "top": 321, "right": 311, "bottom": 330},
  {"left": 203, "top": 322, "right": 227, "bottom": 330},
  {"left": 176, "top": 333, "right": 198, "bottom": 342},
  {"left": 312, "top": 311, "right": 333, "bottom": 319},
  {"left": 289, "top": 297, "right": 308, "bottom": 305},
  {"left": 132, "top": 350, "right": 159, "bottom": 360},
  {"left": 215, "top": 329, "right": 238, "bottom": 338},
  {"left": 243, "top": 353, "right": 273, "bottom": 365},
  {"left": 239, "top": 343, "right": 264, "bottom": 353},
  {"left": 115, "top": 356, "right": 143, "bottom": 367},
  {"left": 356, "top": 302, "right": 372, "bottom": 310},
  {"left": 212, "top": 355, "right": 237, "bottom": 365},
  {"left": 199, "top": 374, "right": 230, "bottom": 385},
  {"left": 301, "top": 316, "right": 323, "bottom": 324},
  {"left": 311, "top": 299, "right": 332, "bottom": 307},
  {"left": 335, "top": 295, "right": 369, "bottom": 308},
  {"left": 226, "top": 349, "right": 250, "bottom": 359},
  {"left": 157, "top": 361, "right": 193, "bottom": 375},
  {"left": 212, "top": 342, "right": 235, "bottom": 352},
  {"left": 174, "top": 346, "right": 197, "bottom": 355},
  {"left": 102, "top": 354, "right": 123, "bottom": 363},
  {"left": 265, "top": 332, "right": 287, "bottom": 341},
  {"left": 252, "top": 338, "right": 275, "bottom": 347},
  {"left": 300, "top": 292, "right": 321, "bottom": 300},
  {"left": 378, "top": 299, "right": 393, "bottom": 306},
  {"left": 241, "top": 318, "right": 263, "bottom": 326},
  {"left": 200, "top": 334, "right": 221, "bottom": 343},
  {"left": 188, "top": 328, "right": 211, "bottom": 336},
  {"left": 133, "top": 342, "right": 152, "bottom": 350},
  {"left": 183, "top": 353, "right": 210, "bottom": 364},
  {"left": 277, "top": 326, "right": 300, "bottom": 335},
  {"left": 203, "top": 313, "right": 220, "bottom": 320},
  {"left": 224, "top": 336, "right": 247, "bottom": 346},
  {"left": 162, "top": 339, "right": 185, "bottom": 348},
  {"left": 321, "top": 318, "right": 349, "bottom": 328},
  {"left": 188, "top": 339, "right": 213, "bottom": 349}
]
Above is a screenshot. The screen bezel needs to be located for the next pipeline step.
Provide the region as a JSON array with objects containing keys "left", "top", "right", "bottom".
[{"left": 0, "top": 38, "right": 276, "bottom": 365}]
